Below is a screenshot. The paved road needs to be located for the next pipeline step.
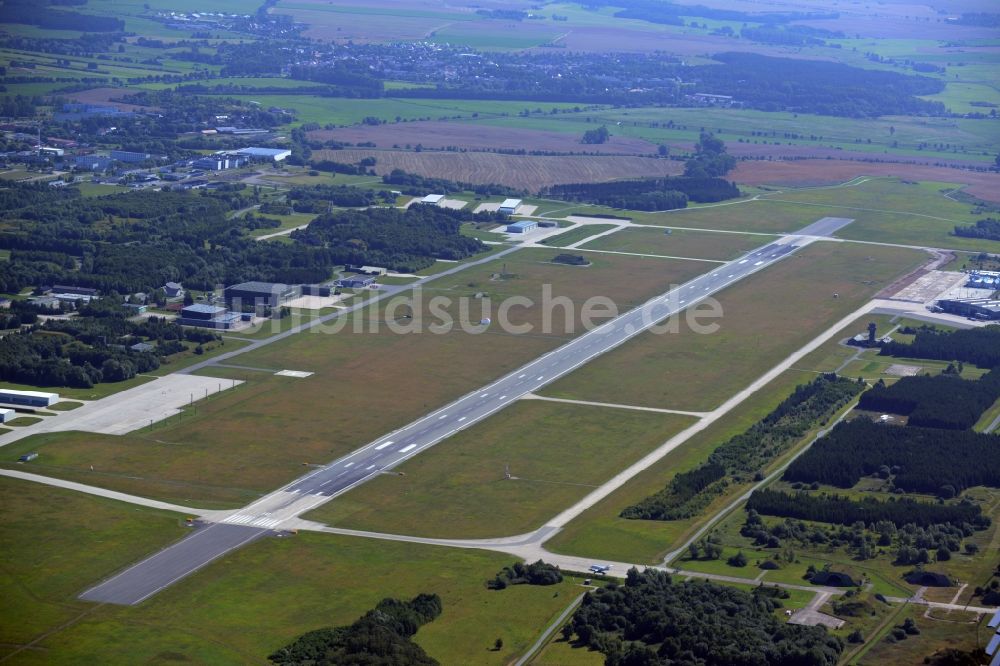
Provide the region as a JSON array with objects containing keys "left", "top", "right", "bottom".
[
  {"left": 77, "top": 217, "right": 854, "bottom": 605},
  {"left": 79, "top": 523, "right": 269, "bottom": 605}
]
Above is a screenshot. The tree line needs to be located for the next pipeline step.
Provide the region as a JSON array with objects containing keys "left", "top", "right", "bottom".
[
  {"left": 268, "top": 594, "right": 442, "bottom": 666},
  {"left": 783, "top": 419, "right": 1000, "bottom": 496},
  {"left": 623, "top": 374, "right": 863, "bottom": 521},
  {"left": 880, "top": 325, "right": 1000, "bottom": 368},
  {"left": 747, "top": 489, "right": 985, "bottom": 530},
  {"left": 545, "top": 176, "right": 739, "bottom": 211},
  {"left": 562, "top": 568, "right": 843, "bottom": 666},
  {"left": 953, "top": 218, "right": 1000, "bottom": 241}
]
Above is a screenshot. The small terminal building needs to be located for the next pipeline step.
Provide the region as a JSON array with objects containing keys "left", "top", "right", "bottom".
[
  {"left": 506, "top": 220, "right": 538, "bottom": 234},
  {"left": 177, "top": 304, "right": 241, "bottom": 330},
  {"left": 0, "top": 389, "right": 59, "bottom": 408},
  {"left": 224, "top": 281, "right": 300, "bottom": 309}
]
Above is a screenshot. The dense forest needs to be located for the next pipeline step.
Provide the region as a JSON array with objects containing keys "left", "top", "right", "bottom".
[
  {"left": 286, "top": 184, "right": 379, "bottom": 211},
  {"left": 291, "top": 205, "right": 488, "bottom": 272},
  {"left": 783, "top": 419, "right": 1000, "bottom": 496},
  {"left": 0, "top": 1, "right": 124, "bottom": 32},
  {"left": 268, "top": 594, "right": 442, "bottom": 666},
  {"left": 0, "top": 305, "right": 218, "bottom": 389},
  {"left": 623, "top": 375, "right": 863, "bottom": 521},
  {"left": 687, "top": 53, "right": 945, "bottom": 117},
  {"left": 545, "top": 176, "right": 739, "bottom": 211},
  {"left": 562, "top": 569, "right": 842, "bottom": 666},
  {"left": 746, "top": 489, "right": 985, "bottom": 530},
  {"left": 0, "top": 182, "right": 483, "bottom": 292},
  {"left": 953, "top": 218, "right": 1000, "bottom": 241},
  {"left": 880, "top": 325, "right": 1000, "bottom": 368},
  {"left": 857, "top": 369, "right": 1000, "bottom": 430}
]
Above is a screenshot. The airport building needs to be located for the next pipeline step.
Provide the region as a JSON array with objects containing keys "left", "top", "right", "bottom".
[
  {"left": 0, "top": 389, "right": 59, "bottom": 408},
  {"left": 337, "top": 275, "right": 377, "bottom": 289},
  {"left": 421, "top": 194, "right": 445, "bottom": 205},
  {"left": 506, "top": 220, "right": 538, "bottom": 234},
  {"left": 499, "top": 198, "right": 522, "bottom": 215},
  {"left": 937, "top": 297, "right": 1000, "bottom": 321},
  {"left": 177, "top": 303, "right": 241, "bottom": 329},
  {"left": 224, "top": 281, "right": 300, "bottom": 309},
  {"left": 234, "top": 147, "right": 291, "bottom": 162}
]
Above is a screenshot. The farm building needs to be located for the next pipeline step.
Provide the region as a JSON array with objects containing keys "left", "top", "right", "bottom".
[
  {"left": 338, "top": 275, "right": 377, "bottom": 289},
  {"left": 0, "top": 389, "right": 59, "bottom": 408},
  {"left": 177, "top": 304, "right": 241, "bottom": 330},
  {"left": 937, "top": 297, "right": 1000, "bottom": 320},
  {"left": 421, "top": 194, "right": 445, "bottom": 205},
  {"left": 234, "top": 147, "right": 291, "bottom": 162},
  {"left": 224, "top": 281, "right": 300, "bottom": 309},
  {"left": 499, "top": 198, "right": 522, "bottom": 215},
  {"left": 506, "top": 220, "right": 538, "bottom": 234}
]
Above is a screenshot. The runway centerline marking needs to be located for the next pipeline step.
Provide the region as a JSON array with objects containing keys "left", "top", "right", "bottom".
[
  {"left": 375, "top": 441, "right": 393, "bottom": 450},
  {"left": 399, "top": 444, "right": 417, "bottom": 453}
]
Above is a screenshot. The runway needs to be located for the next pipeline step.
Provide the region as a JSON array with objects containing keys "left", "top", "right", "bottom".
[{"left": 79, "top": 217, "right": 853, "bottom": 605}]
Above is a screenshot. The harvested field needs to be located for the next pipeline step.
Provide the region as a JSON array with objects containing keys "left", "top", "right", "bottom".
[
  {"left": 309, "top": 121, "right": 658, "bottom": 154},
  {"left": 312, "top": 149, "right": 683, "bottom": 191},
  {"left": 67, "top": 87, "right": 155, "bottom": 112},
  {"left": 731, "top": 159, "right": 1000, "bottom": 203}
]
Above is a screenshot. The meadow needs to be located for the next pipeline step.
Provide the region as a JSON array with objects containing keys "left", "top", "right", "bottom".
[
  {"left": 582, "top": 227, "right": 779, "bottom": 261},
  {"left": 0, "top": 477, "right": 582, "bottom": 665},
  {"left": 306, "top": 400, "right": 696, "bottom": 538}
]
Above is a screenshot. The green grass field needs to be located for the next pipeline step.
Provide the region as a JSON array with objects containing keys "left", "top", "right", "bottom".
[
  {"left": 539, "top": 224, "right": 617, "bottom": 248},
  {"left": 306, "top": 400, "right": 696, "bottom": 538},
  {"left": 539, "top": 242, "right": 924, "bottom": 412},
  {"left": 0, "top": 476, "right": 581, "bottom": 664},
  {"left": 1, "top": 249, "right": 705, "bottom": 507},
  {"left": 582, "top": 227, "right": 779, "bottom": 261}
]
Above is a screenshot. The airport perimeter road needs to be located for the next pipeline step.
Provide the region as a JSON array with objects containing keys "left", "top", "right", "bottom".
[{"left": 78, "top": 217, "right": 852, "bottom": 605}]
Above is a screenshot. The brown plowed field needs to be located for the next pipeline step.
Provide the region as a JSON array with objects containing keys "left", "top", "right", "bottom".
[
  {"left": 309, "top": 121, "right": 658, "bottom": 154},
  {"left": 730, "top": 159, "right": 1000, "bottom": 203},
  {"left": 313, "top": 148, "right": 683, "bottom": 190}
]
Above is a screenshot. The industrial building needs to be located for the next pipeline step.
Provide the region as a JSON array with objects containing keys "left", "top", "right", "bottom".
[
  {"left": 337, "top": 275, "right": 377, "bottom": 289},
  {"left": 937, "top": 297, "right": 1000, "bottom": 320},
  {"left": 177, "top": 303, "right": 241, "bottom": 329},
  {"left": 192, "top": 154, "right": 249, "bottom": 171},
  {"left": 74, "top": 155, "right": 113, "bottom": 171},
  {"left": 506, "top": 220, "right": 538, "bottom": 234},
  {"left": 499, "top": 198, "right": 522, "bottom": 215},
  {"left": 110, "top": 150, "right": 159, "bottom": 164},
  {"left": 234, "top": 147, "right": 291, "bottom": 162},
  {"left": 0, "top": 389, "right": 59, "bottom": 408},
  {"left": 967, "top": 270, "right": 1000, "bottom": 289},
  {"left": 224, "top": 281, "right": 300, "bottom": 309}
]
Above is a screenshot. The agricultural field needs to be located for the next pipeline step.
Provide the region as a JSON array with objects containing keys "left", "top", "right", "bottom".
[
  {"left": 0, "top": 477, "right": 581, "bottom": 665},
  {"left": 539, "top": 241, "right": 924, "bottom": 413},
  {"left": 312, "top": 148, "right": 684, "bottom": 191},
  {"left": 0, "top": 249, "right": 705, "bottom": 507},
  {"left": 306, "top": 400, "right": 696, "bottom": 538}
]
